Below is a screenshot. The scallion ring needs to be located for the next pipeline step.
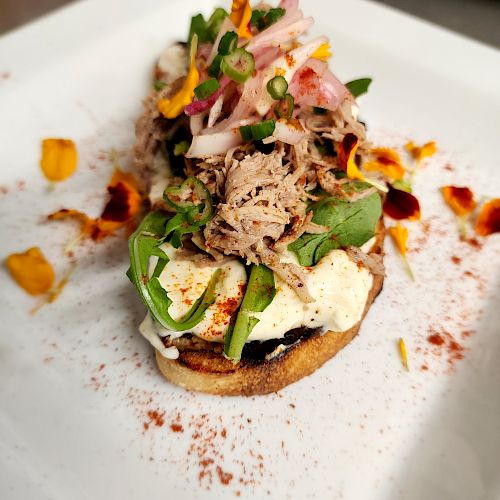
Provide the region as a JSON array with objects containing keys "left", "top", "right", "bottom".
[
  {"left": 220, "top": 48, "right": 255, "bottom": 84},
  {"left": 218, "top": 31, "right": 238, "bottom": 55},
  {"left": 266, "top": 76, "right": 288, "bottom": 100},
  {"left": 194, "top": 78, "right": 220, "bottom": 100},
  {"left": 239, "top": 120, "right": 276, "bottom": 141},
  {"left": 208, "top": 54, "right": 222, "bottom": 78}
]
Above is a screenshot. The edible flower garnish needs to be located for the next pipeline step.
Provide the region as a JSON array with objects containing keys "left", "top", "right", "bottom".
[
  {"left": 441, "top": 185, "right": 476, "bottom": 239},
  {"left": 383, "top": 184, "right": 420, "bottom": 220},
  {"left": 363, "top": 147, "right": 405, "bottom": 180},
  {"left": 158, "top": 35, "right": 199, "bottom": 119},
  {"left": 338, "top": 133, "right": 387, "bottom": 192},
  {"left": 5, "top": 247, "right": 72, "bottom": 312},
  {"left": 40, "top": 138, "right": 77, "bottom": 182},
  {"left": 388, "top": 223, "right": 415, "bottom": 280},
  {"left": 405, "top": 140, "right": 437, "bottom": 163},
  {"left": 5, "top": 247, "right": 55, "bottom": 295},
  {"left": 48, "top": 168, "right": 141, "bottom": 243},
  {"left": 230, "top": 0, "right": 252, "bottom": 38},
  {"left": 398, "top": 337, "right": 409, "bottom": 371},
  {"left": 311, "top": 43, "right": 332, "bottom": 61},
  {"left": 475, "top": 198, "right": 500, "bottom": 236}
]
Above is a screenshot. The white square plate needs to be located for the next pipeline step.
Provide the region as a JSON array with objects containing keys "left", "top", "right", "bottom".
[{"left": 1, "top": 1, "right": 499, "bottom": 499}]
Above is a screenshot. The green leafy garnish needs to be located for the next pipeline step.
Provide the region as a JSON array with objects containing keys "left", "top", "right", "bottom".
[
  {"left": 345, "top": 78, "right": 372, "bottom": 98},
  {"left": 173, "top": 141, "right": 189, "bottom": 156},
  {"left": 288, "top": 192, "right": 382, "bottom": 266},
  {"left": 162, "top": 177, "right": 214, "bottom": 247},
  {"left": 224, "top": 265, "right": 276, "bottom": 363},
  {"left": 154, "top": 80, "right": 167, "bottom": 91},
  {"left": 127, "top": 211, "right": 221, "bottom": 331},
  {"left": 250, "top": 8, "right": 285, "bottom": 31},
  {"left": 188, "top": 8, "right": 229, "bottom": 45}
]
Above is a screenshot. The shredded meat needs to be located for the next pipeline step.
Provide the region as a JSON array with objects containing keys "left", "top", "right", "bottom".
[{"left": 345, "top": 246, "right": 385, "bottom": 276}]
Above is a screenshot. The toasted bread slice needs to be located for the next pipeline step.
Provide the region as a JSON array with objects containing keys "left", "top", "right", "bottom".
[{"left": 155, "top": 222, "right": 385, "bottom": 396}]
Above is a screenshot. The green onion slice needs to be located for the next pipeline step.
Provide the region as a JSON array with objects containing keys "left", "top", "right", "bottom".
[
  {"left": 208, "top": 54, "right": 222, "bottom": 78},
  {"left": 218, "top": 31, "right": 238, "bottom": 55},
  {"left": 239, "top": 119, "right": 276, "bottom": 141},
  {"left": 274, "top": 93, "right": 294, "bottom": 119},
  {"left": 206, "top": 8, "right": 228, "bottom": 42},
  {"left": 266, "top": 76, "right": 288, "bottom": 100},
  {"left": 194, "top": 78, "right": 220, "bottom": 100},
  {"left": 163, "top": 176, "right": 213, "bottom": 225},
  {"left": 220, "top": 48, "right": 255, "bottom": 84}
]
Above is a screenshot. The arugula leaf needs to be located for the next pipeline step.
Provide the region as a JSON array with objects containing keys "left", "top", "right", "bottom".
[
  {"left": 345, "top": 78, "right": 373, "bottom": 98},
  {"left": 224, "top": 265, "right": 276, "bottom": 363},
  {"left": 127, "top": 211, "right": 221, "bottom": 331},
  {"left": 289, "top": 192, "right": 382, "bottom": 266}
]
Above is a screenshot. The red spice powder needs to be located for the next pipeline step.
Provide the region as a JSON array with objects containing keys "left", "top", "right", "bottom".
[
  {"left": 467, "top": 238, "right": 483, "bottom": 250},
  {"left": 170, "top": 423, "right": 184, "bottom": 433},
  {"left": 451, "top": 255, "right": 461, "bottom": 265},
  {"left": 145, "top": 410, "right": 165, "bottom": 428},
  {"left": 216, "top": 466, "right": 234, "bottom": 485},
  {"left": 427, "top": 333, "right": 445, "bottom": 346}
]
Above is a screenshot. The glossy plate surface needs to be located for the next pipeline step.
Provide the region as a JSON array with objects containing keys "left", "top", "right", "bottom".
[{"left": 0, "top": 1, "right": 499, "bottom": 498}]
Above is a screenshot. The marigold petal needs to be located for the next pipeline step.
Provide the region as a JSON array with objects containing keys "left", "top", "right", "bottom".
[
  {"left": 405, "top": 140, "right": 437, "bottom": 162},
  {"left": 337, "top": 133, "right": 363, "bottom": 179},
  {"left": 441, "top": 186, "right": 476, "bottom": 217},
  {"left": 311, "top": 43, "right": 332, "bottom": 62},
  {"left": 40, "top": 139, "right": 77, "bottom": 182},
  {"left": 5, "top": 247, "right": 55, "bottom": 295},
  {"left": 388, "top": 222, "right": 408, "bottom": 255},
  {"left": 383, "top": 184, "right": 421, "bottom": 220},
  {"left": 475, "top": 198, "right": 500, "bottom": 236},
  {"left": 101, "top": 181, "right": 141, "bottom": 223},
  {"left": 158, "top": 36, "right": 199, "bottom": 119},
  {"left": 230, "top": 0, "right": 252, "bottom": 38}
]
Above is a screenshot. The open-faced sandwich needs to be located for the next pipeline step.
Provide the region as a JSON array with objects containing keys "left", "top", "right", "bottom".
[{"left": 128, "top": 0, "right": 387, "bottom": 395}]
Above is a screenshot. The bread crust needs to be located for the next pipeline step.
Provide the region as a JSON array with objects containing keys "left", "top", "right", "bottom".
[{"left": 155, "top": 222, "right": 385, "bottom": 396}]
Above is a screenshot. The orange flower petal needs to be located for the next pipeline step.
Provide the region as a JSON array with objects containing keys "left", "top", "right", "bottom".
[
  {"left": 441, "top": 186, "right": 477, "bottom": 217},
  {"left": 40, "top": 139, "right": 77, "bottom": 182},
  {"left": 101, "top": 181, "right": 141, "bottom": 223},
  {"left": 364, "top": 147, "right": 405, "bottom": 180},
  {"left": 48, "top": 169, "right": 142, "bottom": 242},
  {"left": 5, "top": 247, "right": 55, "bottom": 295},
  {"left": 475, "top": 198, "right": 500, "bottom": 236},
  {"left": 383, "top": 184, "right": 421, "bottom": 220},
  {"left": 388, "top": 222, "right": 408, "bottom": 255},
  {"left": 405, "top": 140, "right": 437, "bottom": 162},
  {"left": 230, "top": 0, "right": 252, "bottom": 38}
]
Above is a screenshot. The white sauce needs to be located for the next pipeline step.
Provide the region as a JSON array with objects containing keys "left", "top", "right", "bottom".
[
  {"left": 140, "top": 243, "right": 373, "bottom": 354},
  {"left": 139, "top": 243, "right": 247, "bottom": 345},
  {"left": 247, "top": 250, "right": 372, "bottom": 341}
]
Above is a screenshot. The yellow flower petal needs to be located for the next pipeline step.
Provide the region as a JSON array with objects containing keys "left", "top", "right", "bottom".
[
  {"left": 230, "top": 0, "right": 252, "bottom": 39},
  {"left": 311, "top": 43, "right": 332, "bottom": 62},
  {"left": 40, "top": 139, "right": 77, "bottom": 182},
  {"left": 399, "top": 337, "right": 409, "bottom": 371},
  {"left": 388, "top": 222, "right": 415, "bottom": 280},
  {"left": 405, "top": 140, "right": 437, "bottom": 162},
  {"left": 388, "top": 222, "right": 408, "bottom": 255},
  {"left": 5, "top": 247, "right": 55, "bottom": 295},
  {"left": 157, "top": 35, "right": 199, "bottom": 119}
]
